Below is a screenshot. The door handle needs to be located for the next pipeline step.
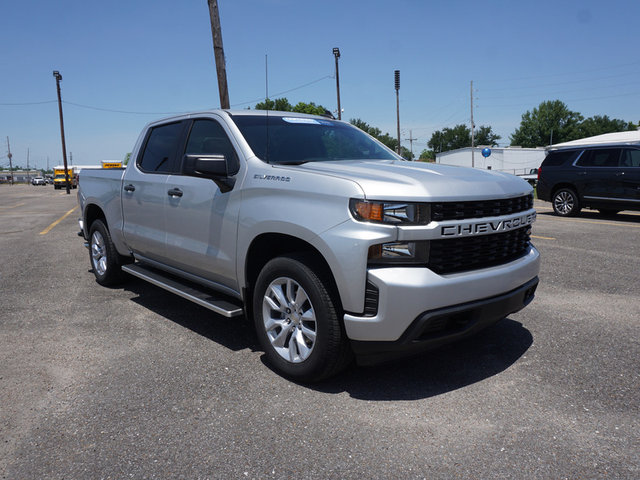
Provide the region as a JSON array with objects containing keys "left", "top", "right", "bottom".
[
  {"left": 167, "top": 188, "right": 183, "bottom": 197},
  {"left": 615, "top": 172, "right": 625, "bottom": 176},
  {"left": 577, "top": 172, "right": 587, "bottom": 176},
  {"left": 124, "top": 184, "right": 135, "bottom": 192}
]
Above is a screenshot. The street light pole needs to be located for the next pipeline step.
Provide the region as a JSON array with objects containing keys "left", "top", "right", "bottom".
[
  {"left": 53, "top": 70, "right": 70, "bottom": 194},
  {"left": 6, "top": 137, "right": 14, "bottom": 185},
  {"left": 333, "top": 48, "right": 341, "bottom": 120},
  {"left": 395, "top": 70, "right": 401, "bottom": 155}
]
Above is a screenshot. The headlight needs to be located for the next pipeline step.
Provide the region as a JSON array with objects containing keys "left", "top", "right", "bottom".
[
  {"left": 368, "top": 241, "right": 429, "bottom": 266},
  {"left": 349, "top": 199, "right": 431, "bottom": 225}
]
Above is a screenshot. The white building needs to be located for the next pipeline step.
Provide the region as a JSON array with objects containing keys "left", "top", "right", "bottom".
[
  {"left": 435, "top": 146, "right": 546, "bottom": 175},
  {"left": 435, "top": 130, "right": 640, "bottom": 173}
]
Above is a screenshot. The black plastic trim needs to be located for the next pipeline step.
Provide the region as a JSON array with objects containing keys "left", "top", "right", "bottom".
[{"left": 351, "top": 277, "right": 539, "bottom": 365}]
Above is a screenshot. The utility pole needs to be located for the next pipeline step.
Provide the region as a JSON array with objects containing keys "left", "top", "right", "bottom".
[
  {"left": 53, "top": 70, "right": 71, "bottom": 194},
  {"left": 395, "top": 70, "right": 401, "bottom": 155},
  {"left": 207, "top": 0, "right": 230, "bottom": 109},
  {"left": 333, "top": 48, "right": 341, "bottom": 120},
  {"left": 26, "top": 148, "right": 30, "bottom": 183},
  {"left": 404, "top": 129, "right": 417, "bottom": 160},
  {"left": 6, "top": 137, "right": 14, "bottom": 185},
  {"left": 470, "top": 80, "right": 475, "bottom": 168}
]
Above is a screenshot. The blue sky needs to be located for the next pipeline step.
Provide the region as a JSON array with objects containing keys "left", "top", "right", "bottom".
[{"left": 2, "top": 0, "right": 640, "bottom": 168}]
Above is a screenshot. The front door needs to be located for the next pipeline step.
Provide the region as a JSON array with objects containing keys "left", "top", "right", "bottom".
[{"left": 163, "top": 117, "right": 242, "bottom": 292}]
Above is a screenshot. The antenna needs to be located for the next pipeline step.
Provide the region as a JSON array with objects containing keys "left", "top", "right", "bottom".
[
  {"left": 265, "top": 54, "right": 270, "bottom": 163},
  {"left": 265, "top": 54, "right": 269, "bottom": 102}
]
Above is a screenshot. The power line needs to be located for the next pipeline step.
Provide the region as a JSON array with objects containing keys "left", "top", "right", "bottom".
[
  {"left": 230, "top": 74, "right": 334, "bottom": 107},
  {"left": 0, "top": 74, "right": 335, "bottom": 114},
  {"left": 0, "top": 100, "right": 57, "bottom": 106},
  {"left": 478, "top": 60, "right": 640, "bottom": 85},
  {"left": 62, "top": 101, "right": 188, "bottom": 115},
  {"left": 481, "top": 80, "right": 640, "bottom": 100},
  {"left": 488, "top": 90, "right": 640, "bottom": 109},
  {"left": 481, "top": 71, "right": 638, "bottom": 93}
]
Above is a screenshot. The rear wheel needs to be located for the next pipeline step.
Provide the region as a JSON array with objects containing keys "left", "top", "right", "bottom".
[
  {"left": 88, "top": 219, "right": 128, "bottom": 286},
  {"left": 253, "top": 255, "right": 352, "bottom": 382},
  {"left": 552, "top": 188, "right": 581, "bottom": 217}
]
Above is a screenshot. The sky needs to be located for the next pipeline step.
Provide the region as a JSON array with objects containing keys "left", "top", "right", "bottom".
[{"left": 2, "top": 0, "right": 640, "bottom": 169}]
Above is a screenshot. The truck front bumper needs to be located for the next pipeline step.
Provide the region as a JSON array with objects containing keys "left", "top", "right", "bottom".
[{"left": 343, "top": 246, "right": 540, "bottom": 363}]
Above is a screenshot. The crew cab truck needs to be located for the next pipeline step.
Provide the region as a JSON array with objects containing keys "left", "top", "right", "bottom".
[{"left": 78, "top": 110, "right": 540, "bottom": 382}]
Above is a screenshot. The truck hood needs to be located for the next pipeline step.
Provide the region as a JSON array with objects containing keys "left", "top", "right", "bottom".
[{"left": 296, "top": 160, "right": 532, "bottom": 201}]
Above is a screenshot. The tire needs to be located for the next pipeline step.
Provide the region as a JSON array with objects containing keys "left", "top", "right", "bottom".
[
  {"left": 552, "top": 188, "right": 581, "bottom": 217},
  {"left": 88, "top": 219, "right": 128, "bottom": 286},
  {"left": 252, "top": 255, "right": 352, "bottom": 382}
]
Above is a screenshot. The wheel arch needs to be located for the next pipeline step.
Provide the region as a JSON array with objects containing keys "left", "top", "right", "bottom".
[
  {"left": 84, "top": 203, "right": 108, "bottom": 235},
  {"left": 244, "top": 233, "right": 342, "bottom": 311},
  {"left": 551, "top": 182, "right": 579, "bottom": 200}
]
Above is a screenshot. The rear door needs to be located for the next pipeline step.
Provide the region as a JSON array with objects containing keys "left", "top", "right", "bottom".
[
  {"left": 619, "top": 148, "right": 640, "bottom": 204},
  {"left": 575, "top": 148, "right": 623, "bottom": 202},
  {"left": 121, "top": 120, "right": 187, "bottom": 263}
]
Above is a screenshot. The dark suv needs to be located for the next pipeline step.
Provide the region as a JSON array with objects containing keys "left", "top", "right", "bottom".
[{"left": 537, "top": 144, "right": 640, "bottom": 216}]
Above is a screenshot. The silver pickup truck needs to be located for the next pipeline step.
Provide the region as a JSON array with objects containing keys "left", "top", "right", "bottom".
[{"left": 78, "top": 110, "right": 540, "bottom": 381}]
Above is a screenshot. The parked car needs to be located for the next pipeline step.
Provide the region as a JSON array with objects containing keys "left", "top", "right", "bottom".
[
  {"left": 518, "top": 168, "right": 539, "bottom": 187},
  {"left": 31, "top": 176, "right": 46, "bottom": 186},
  {"left": 537, "top": 144, "right": 640, "bottom": 216}
]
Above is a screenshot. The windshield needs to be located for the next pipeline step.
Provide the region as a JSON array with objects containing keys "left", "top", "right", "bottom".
[{"left": 231, "top": 115, "right": 399, "bottom": 164}]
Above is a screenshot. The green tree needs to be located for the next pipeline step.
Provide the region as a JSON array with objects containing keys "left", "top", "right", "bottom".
[
  {"left": 510, "top": 100, "right": 583, "bottom": 147},
  {"left": 292, "top": 101, "right": 327, "bottom": 115},
  {"left": 475, "top": 125, "right": 501, "bottom": 146},
  {"left": 253, "top": 98, "right": 328, "bottom": 115},
  {"left": 254, "top": 97, "right": 293, "bottom": 111},
  {"left": 350, "top": 118, "right": 382, "bottom": 138},
  {"left": 428, "top": 124, "right": 469, "bottom": 153},
  {"left": 419, "top": 149, "right": 435, "bottom": 161},
  {"left": 578, "top": 115, "right": 636, "bottom": 138}
]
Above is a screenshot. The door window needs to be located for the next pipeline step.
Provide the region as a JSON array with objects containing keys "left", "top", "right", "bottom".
[
  {"left": 621, "top": 149, "right": 640, "bottom": 167},
  {"left": 576, "top": 148, "right": 622, "bottom": 167},
  {"left": 138, "top": 121, "right": 185, "bottom": 173},
  {"left": 185, "top": 119, "right": 238, "bottom": 173}
]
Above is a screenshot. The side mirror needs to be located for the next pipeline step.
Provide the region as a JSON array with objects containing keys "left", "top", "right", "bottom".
[
  {"left": 182, "top": 154, "right": 236, "bottom": 193},
  {"left": 183, "top": 154, "right": 228, "bottom": 178}
]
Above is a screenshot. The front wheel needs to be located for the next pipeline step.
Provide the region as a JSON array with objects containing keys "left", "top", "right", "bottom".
[
  {"left": 552, "top": 188, "right": 581, "bottom": 217},
  {"left": 253, "top": 255, "right": 352, "bottom": 382},
  {"left": 88, "top": 219, "right": 128, "bottom": 286}
]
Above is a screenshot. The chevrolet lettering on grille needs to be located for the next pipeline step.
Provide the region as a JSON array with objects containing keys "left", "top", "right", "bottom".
[{"left": 440, "top": 212, "right": 536, "bottom": 237}]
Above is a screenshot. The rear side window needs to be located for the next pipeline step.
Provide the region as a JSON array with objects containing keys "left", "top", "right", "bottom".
[
  {"left": 542, "top": 150, "right": 580, "bottom": 167},
  {"left": 621, "top": 148, "right": 640, "bottom": 167},
  {"left": 576, "top": 148, "right": 621, "bottom": 167},
  {"left": 138, "top": 122, "right": 185, "bottom": 173}
]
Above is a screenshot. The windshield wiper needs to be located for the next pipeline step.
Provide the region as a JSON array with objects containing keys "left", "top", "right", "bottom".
[{"left": 272, "top": 160, "right": 309, "bottom": 165}]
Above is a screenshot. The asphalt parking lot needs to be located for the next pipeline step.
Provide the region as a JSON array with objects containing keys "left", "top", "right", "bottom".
[{"left": 1, "top": 185, "right": 638, "bottom": 479}]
